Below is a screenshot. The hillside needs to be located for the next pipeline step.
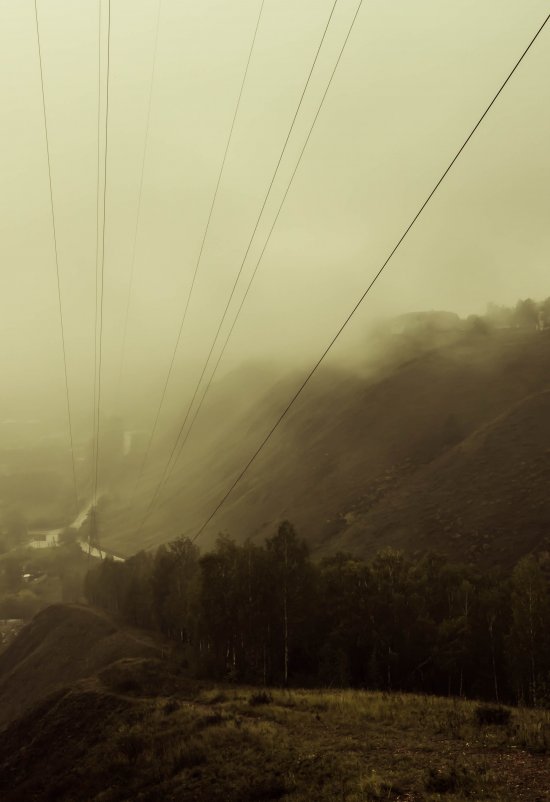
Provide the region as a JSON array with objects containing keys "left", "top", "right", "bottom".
[
  {"left": 102, "top": 327, "right": 550, "bottom": 566},
  {"left": 0, "top": 604, "right": 549, "bottom": 801},
  {"left": 0, "top": 604, "right": 163, "bottom": 727},
  {"left": 11, "top": 324, "right": 550, "bottom": 570},
  {"left": 340, "top": 388, "right": 550, "bottom": 564}
]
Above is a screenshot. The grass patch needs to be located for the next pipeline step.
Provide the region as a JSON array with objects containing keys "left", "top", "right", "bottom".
[
  {"left": 114, "top": 728, "right": 147, "bottom": 763},
  {"left": 163, "top": 699, "right": 179, "bottom": 715},
  {"left": 3, "top": 684, "right": 550, "bottom": 801},
  {"left": 248, "top": 690, "right": 273, "bottom": 707},
  {"left": 170, "top": 739, "right": 208, "bottom": 773},
  {"left": 425, "top": 762, "right": 481, "bottom": 795},
  {"left": 475, "top": 704, "right": 512, "bottom": 727}
]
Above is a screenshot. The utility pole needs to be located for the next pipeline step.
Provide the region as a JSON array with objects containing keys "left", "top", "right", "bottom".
[{"left": 88, "top": 505, "right": 102, "bottom": 559}]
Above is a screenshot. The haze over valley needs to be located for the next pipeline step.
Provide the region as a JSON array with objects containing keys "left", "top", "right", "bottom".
[{"left": 2, "top": 2, "right": 550, "bottom": 800}]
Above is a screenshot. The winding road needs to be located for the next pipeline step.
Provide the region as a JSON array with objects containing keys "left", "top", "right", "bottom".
[{"left": 28, "top": 503, "right": 125, "bottom": 562}]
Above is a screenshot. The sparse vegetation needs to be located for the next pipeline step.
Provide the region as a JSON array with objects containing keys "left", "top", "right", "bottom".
[
  {"left": 0, "top": 541, "right": 89, "bottom": 626},
  {"left": 475, "top": 704, "right": 511, "bottom": 727},
  {"left": 249, "top": 690, "right": 273, "bottom": 706},
  {"left": 2, "top": 677, "right": 550, "bottom": 801},
  {"left": 1, "top": 301, "right": 550, "bottom": 800}
]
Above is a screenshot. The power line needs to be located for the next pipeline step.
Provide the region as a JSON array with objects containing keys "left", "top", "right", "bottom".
[
  {"left": 34, "top": 0, "right": 79, "bottom": 511},
  {"left": 135, "top": 0, "right": 342, "bottom": 533},
  {"left": 130, "top": 0, "right": 267, "bottom": 502},
  {"left": 91, "top": 0, "right": 103, "bottom": 506},
  {"left": 93, "top": 0, "right": 112, "bottom": 510},
  {"left": 161, "top": 0, "right": 365, "bottom": 503},
  {"left": 188, "top": 8, "right": 550, "bottom": 544},
  {"left": 116, "top": 0, "right": 163, "bottom": 410},
  {"left": 89, "top": 0, "right": 103, "bottom": 557}
]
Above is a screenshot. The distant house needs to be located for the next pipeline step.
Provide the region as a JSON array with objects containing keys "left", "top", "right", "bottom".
[{"left": 28, "top": 530, "right": 58, "bottom": 549}]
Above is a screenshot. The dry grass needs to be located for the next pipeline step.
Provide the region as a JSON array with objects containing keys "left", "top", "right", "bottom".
[{"left": 4, "top": 682, "right": 548, "bottom": 801}]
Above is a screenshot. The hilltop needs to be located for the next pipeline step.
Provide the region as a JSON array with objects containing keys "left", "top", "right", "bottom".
[
  {"left": 0, "top": 604, "right": 549, "bottom": 801},
  {"left": 0, "top": 604, "right": 164, "bottom": 727}
]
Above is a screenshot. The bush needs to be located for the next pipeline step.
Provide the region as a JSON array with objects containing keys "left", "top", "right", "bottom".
[
  {"left": 115, "top": 729, "right": 147, "bottom": 762},
  {"left": 248, "top": 691, "right": 273, "bottom": 707},
  {"left": 196, "top": 711, "right": 225, "bottom": 729},
  {"left": 170, "top": 739, "right": 207, "bottom": 773},
  {"left": 517, "top": 720, "right": 550, "bottom": 754},
  {"left": 466, "top": 314, "right": 492, "bottom": 335},
  {"left": 58, "top": 527, "right": 78, "bottom": 545},
  {"left": 0, "top": 590, "right": 42, "bottom": 620},
  {"left": 474, "top": 704, "right": 511, "bottom": 726},
  {"left": 163, "top": 699, "right": 179, "bottom": 715},
  {"left": 425, "top": 764, "right": 477, "bottom": 794}
]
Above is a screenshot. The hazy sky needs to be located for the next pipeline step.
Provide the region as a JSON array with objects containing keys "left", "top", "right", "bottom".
[{"left": 1, "top": 0, "right": 549, "bottom": 437}]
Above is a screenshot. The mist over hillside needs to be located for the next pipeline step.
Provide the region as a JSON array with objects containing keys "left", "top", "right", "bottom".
[
  {"left": 4, "top": 3, "right": 550, "bottom": 799},
  {"left": 2, "top": 297, "right": 549, "bottom": 573},
  {"left": 73, "top": 302, "right": 549, "bottom": 568}
]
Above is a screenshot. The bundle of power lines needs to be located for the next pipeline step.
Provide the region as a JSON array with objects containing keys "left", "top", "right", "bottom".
[{"left": 33, "top": 0, "right": 550, "bottom": 551}]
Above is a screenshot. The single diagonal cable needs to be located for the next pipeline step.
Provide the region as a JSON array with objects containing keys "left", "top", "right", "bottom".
[
  {"left": 93, "top": 0, "right": 112, "bottom": 509},
  {"left": 34, "top": 0, "right": 79, "bottom": 511},
  {"left": 189, "top": 8, "right": 550, "bottom": 543},
  {"left": 91, "top": 0, "right": 103, "bottom": 503}
]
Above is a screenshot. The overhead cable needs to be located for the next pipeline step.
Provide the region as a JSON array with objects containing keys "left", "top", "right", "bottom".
[
  {"left": 34, "top": 0, "right": 79, "bottom": 510},
  {"left": 131, "top": 0, "right": 267, "bottom": 503},
  {"left": 116, "top": 0, "right": 163, "bottom": 410},
  {"left": 162, "top": 0, "right": 366, "bottom": 503},
  {"left": 136, "top": 0, "right": 342, "bottom": 533},
  {"left": 190, "top": 8, "right": 550, "bottom": 543},
  {"left": 92, "top": 0, "right": 112, "bottom": 508}
]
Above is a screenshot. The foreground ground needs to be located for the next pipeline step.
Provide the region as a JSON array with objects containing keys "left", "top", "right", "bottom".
[
  {"left": 1, "top": 605, "right": 549, "bottom": 801},
  {"left": 1, "top": 674, "right": 550, "bottom": 801}
]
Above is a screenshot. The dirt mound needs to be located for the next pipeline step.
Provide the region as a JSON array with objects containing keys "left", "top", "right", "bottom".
[
  {"left": 0, "top": 604, "right": 162, "bottom": 727},
  {"left": 0, "top": 687, "right": 137, "bottom": 802},
  {"left": 98, "top": 657, "right": 199, "bottom": 699}
]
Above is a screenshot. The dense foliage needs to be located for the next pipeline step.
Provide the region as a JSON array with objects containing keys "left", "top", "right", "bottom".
[{"left": 85, "top": 522, "right": 550, "bottom": 706}]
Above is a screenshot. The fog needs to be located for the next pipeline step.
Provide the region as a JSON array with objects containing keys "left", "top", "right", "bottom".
[{"left": 1, "top": 1, "right": 549, "bottom": 507}]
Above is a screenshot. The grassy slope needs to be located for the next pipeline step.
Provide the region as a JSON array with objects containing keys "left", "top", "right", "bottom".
[
  {"left": 105, "top": 329, "right": 550, "bottom": 566},
  {"left": 0, "top": 604, "right": 162, "bottom": 727},
  {"left": 340, "top": 387, "right": 550, "bottom": 564},
  {"left": 1, "top": 673, "right": 550, "bottom": 801},
  {"left": 1, "top": 604, "right": 549, "bottom": 801}
]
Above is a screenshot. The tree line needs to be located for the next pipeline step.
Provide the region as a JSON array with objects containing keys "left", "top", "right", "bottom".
[
  {"left": 84, "top": 522, "right": 550, "bottom": 706},
  {"left": 484, "top": 297, "right": 550, "bottom": 330}
]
